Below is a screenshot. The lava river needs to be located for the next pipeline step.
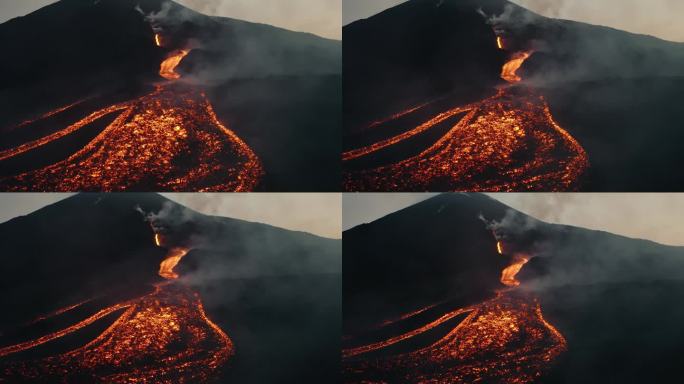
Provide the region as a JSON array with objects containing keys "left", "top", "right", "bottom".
[
  {"left": 342, "top": 241, "right": 567, "bottom": 384},
  {"left": 0, "top": 39, "right": 262, "bottom": 192},
  {"left": 0, "top": 231, "right": 234, "bottom": 383},
  {"left": 343, "top": 38, "right": 588, "bottom": 192}
]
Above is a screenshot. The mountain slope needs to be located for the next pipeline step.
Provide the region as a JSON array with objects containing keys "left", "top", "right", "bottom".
[
  {"left": 0, "top": 193, "right": 341, "bottom": 383},
  {"left": 0, "top": 0, "right": 341, "bottom": 191},
  {"left": 343, "top": 0, "right": 684, "bottom": 191},
  {"left": 343, "top": 193, "right": 684, "bottom": 382}
]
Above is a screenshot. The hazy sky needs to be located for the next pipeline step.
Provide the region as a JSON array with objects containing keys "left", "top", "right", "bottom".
[
  {"left": 0, "top": 0, "right": 341, "bottom": 40},
  {"left": 343, "top": 193, "right": 684, "bottom": 246},
  {"left": 343, "top": 0, "right": 684, "bottom": 42},
  {"left": 0, "top": 193, "right": 341, "bottom": 239}
]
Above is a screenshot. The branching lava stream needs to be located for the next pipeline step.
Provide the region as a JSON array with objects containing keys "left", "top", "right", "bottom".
[
  {"left": 342, "top": 240, "right": 566, "bottom": 383},
  {"left": 0, "top": 34, "right": 263, "bottom": 192},
  {"left": 0, "top": 228, "right": 234, "bottom": 383},
  {"left": 343, "top": 36, "right": 588, "bottom": 192}
]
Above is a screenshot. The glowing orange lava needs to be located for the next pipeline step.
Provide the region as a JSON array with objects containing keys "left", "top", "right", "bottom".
[
  {"left": 497, "top": 35, "right": 504, "bottom": 50},
  {"left": 160, "top": 49, "right": 189, "bottom": 80},
  {"left": 0, "top": 233, "right": 234, "bottom": 382},
  {"left": 342, "top": 241, "right": 566, "bottom": 383},
  {"left": 501, "top": 254, "right": 530, "bottom": 287},
  {"left": 0, "top": 40, "right": 262, "bottom": 191},
  {"left": 343, "top": 46, "right": 589, "bottom": 192},
  {"left": 155, "top": 33, "right": 162, "bottom": 47},
  {"left": 502, "top": 51, "right": 532, "bottom": 83},
  {"left": 154, "top": 234, "right": 190, "bottom": 280},
  {"left": 497, "top": 240, "right": 504, "bottom": 254}
]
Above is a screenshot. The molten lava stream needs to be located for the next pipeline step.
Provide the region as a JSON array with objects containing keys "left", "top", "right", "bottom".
[
  {"left": 342, "top": 243, "right": 567, "bottom": 383},
  {"left": 0, "top": 36, "right": 262, "bottom": 191},
  {"left": 0, "top": 234, "right": 234, "bottom": 383},
  {"left": 343, "top": 47, "right": 588, "bottom": 192}
]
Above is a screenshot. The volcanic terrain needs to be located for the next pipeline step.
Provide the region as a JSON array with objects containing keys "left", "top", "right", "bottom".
[
  {"left": 0, "top": 193, "right": 341, "bottom": 383},
  {"left": 0, "top": 0, "right": 341, "bottom": 191},
  {"left": 343, "top": 0, "right": 684, "bottom": 191},
  {"left": 343, "top": 193, "right": 684, "bottom": 383}
]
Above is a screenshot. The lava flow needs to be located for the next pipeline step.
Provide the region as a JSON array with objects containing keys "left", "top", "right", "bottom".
[
  {"left": 0, "top": 230, "right": 234, "bottom": 383},
  {"left": 342, "top": 241, "right": 567, "bottom": 383},
  {"left": 343, "top": 36, "right": 588, "bottom": 192},
  {"left": 0, "top": 35, "right": 263, "bottom": 192}
]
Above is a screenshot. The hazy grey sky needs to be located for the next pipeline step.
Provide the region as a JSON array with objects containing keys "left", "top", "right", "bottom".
[
  {"left": 0, "top": 193, "right": 341, "bottom": 239},
  {"left": 343, "top": 0, "right": 684, "bottom": 42},
  {"left": 0, "top": 0, "right": 341, "bottom": 40},
  {"left": 343, "top": 193, "right": 684, "bottom": 246}
]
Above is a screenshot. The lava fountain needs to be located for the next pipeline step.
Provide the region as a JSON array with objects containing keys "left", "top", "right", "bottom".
[
  {"left": 342, "top": 238, "right": 566, "bottom": 383},
  {"left": 0, "top": 34, "right": 263, "bottom": 192},
  {"left": 0, "top": 225, "right": 234, "bottom": 383},
  {"left": 343, "top": 36, "right": 589, "bottom": 192}
]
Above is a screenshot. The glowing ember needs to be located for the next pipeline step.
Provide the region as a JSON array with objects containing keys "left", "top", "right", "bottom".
[
  {"left": 497, "top": 240, "right": 504, "bottom": 255},
  {"left": 155, "top": 33, "right": 162, "bottom": 47},
  {"left": 497, "top": 36, "right": 504, "bottom": 50},
  {"left": 501, "top": 51, "right": 532, "bottom": 83},
  {"left": 342, "top": 44, "right": 588, "bottom": 192},
  {"left": 160, "top": 49, "right": 190, "bottom": 80},
  {"left": 154, "top": 233, "right": 161, "bottom": 247}
]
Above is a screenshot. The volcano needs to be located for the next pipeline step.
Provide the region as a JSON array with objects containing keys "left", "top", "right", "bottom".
[
  {"left": 0, "top": 193, "right": 341, "bottom": 383},
  {"left": 0, "top": 0, "right": 341, "bottom": 191},
  {"left": 343, "top": 0, "right": 684, "bottom": 191},
  {"left": 343, "top": 193, "right": 684, "bottom": 383}
]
